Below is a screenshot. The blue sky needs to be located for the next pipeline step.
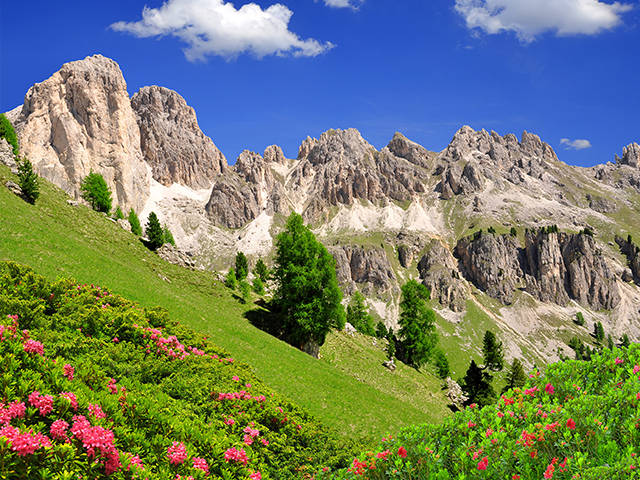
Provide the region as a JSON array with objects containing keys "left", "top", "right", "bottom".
[{"left": 1, "top": 0, "right": 639, "bottom": 167}]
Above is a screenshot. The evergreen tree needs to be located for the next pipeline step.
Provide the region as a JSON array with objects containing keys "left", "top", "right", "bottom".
[
  {"left": 238, "top": 280, "right": 251, "bottom": 304},
  {"left": 462, "top": 360, "right": 495, "bottom": 407},
  {"left": 502, "top": 359, "right": 527, "bottom": 393},
  {"left": 386, "top": 335, "right": 396, "bottom": 360},
  {"left": 487, "top": 226, "right": 497, "bottom": 234},
  {"left": 162, "top": 225, "right": 175, "bottom": 246},
  {"left": 252, "top": 276, "right": 265, "bottom": 295},
  {"left": 509, "top": 227, "right": 517, "bottom": 237},
  {"left": 113, "top": 206, "right": 125, "bottom": 220},
  {"left": 606, "top": 334, "right": 614, "bottom": 350},
  {"left": 128, "top": 208, "right": 142, "bottom": 236},
  {"left": 375, "top": 321, "right": 388, "bottom": 339},
  {"left": 433, "top": 350, "right": 450, "bottom": 379},
  {"left": 346, "top": 291, "right": 375, "bottom": 336},
  {"left": 254, "top": 258, "right": 269, "bottom": 282},
  {"left": 17, "top": 156, "right": 39, "bottom": 204},
  {"left": 594, "top": 321, "right": 605, "bottom": 344},
  {"left": 620, "top": 334, "right": 631, "bottom": 348},
  {"left": 80, "top": 172, "right": 112, "bottom": 213},
  {"left": 235, "top": 252, "right": 249, "bottom": 280},
  {"left": 482, "top": 330, "right": 504, "bottom": 372},
  {"left": 225, "top": 268, "right": 237, "bottom": 289},
  {"left": 271, "top": 213, "right": 345, "bottom": 353},
  {"left": 397, "top": 280, "right": 438, "bottom": 368},
  {"left": 144, "top": 212, "right": 164, "bottom": 251},
  {"left": 574, "top": 312, "right": 585, "bottom": 326},
  {"left": 0, "top": 113, "right": 19, "bottom": 157}
]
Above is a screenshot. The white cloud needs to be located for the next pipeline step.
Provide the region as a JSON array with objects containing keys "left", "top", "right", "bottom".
[
  {"left": 560, "top": 138, "right": 593, "bottom": 150},
  {"left": 321, "top": 0, "right": 364, "bottom": 9},
  {"left": 454, "top": 0, "right": 633, "bottom": 42},
  {"left": 111, "top": 0, "right": 334, "bottom": 60}
]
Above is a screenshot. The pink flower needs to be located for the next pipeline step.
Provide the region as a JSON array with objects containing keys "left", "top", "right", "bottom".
[
  {"left": 23, "top": 339, "right": 44, "bottom": 356},
  {"left": 192, "top": 457, "right": 209, "bottom": 475},
  {"left": 398, "top": 446, "right": 407, "bottom": 458},
  {"left": 224, "top": 447, "right": 248, "bottom": 466},
  {"left": 232, "top": 376, "right": 240, "bottom": 382},
  {"left": 63, "top": 364, "right": 74, "bottom": 381},
  {"left": 107, "top": 378, "right": 118, "bottom": 394},
  {"left": 243, "top": 426, "right": 260, "bottom": 438},
  {"left": 50, "top": 419, "right": 69, "bottom": 441},
  {"left": 125, "top": 453, "right": 144, "bottom": 471},
  {"left": 566, "top": 418, "right": 576, "bottom": 430},
  {"left": 634, "top": 365, "right": 640, "bottom": 374},
  {"left": 28, "top": 391, "right": 54, "bottom": 416},
  {"left": 224, "top": 417, "right": 235, "bottom": 425},
  {"left": 477, "top": 456, "right": 488, "bottom": 470},
  {"left": 615, "top": 357, "right": 624, "bottom": 365},
  {"left": 544, "top": 463, "right": 555, "bottom": 479},
  {"left": 60, "top": 392, "right": 78, "bottom": 411},
  {"left": 88, "top": 403, "right": 106, "bottom": 419},
  {"left": 167, "top": 442, "right": 188, "bottom": 465},
  {"left": 260, "top": 438, "right": 269, "bottom": 446},
  {"left": 467, "top": 421, "right": 476, "bottom": 428},
  {"left": 0, "top": 425, "right": 51, "bottom": 456},
  {"left": 7, "top": 401, "right": 26, "bottom": 420},
  {"left": 249, "top": 472, "right": 262, "bottom": 480},
  {"left": 545, "top": 383, "right": 555, "bottom": 395},
  {"left": 243, "top": 434, "right": 254, "bottom": 445}
]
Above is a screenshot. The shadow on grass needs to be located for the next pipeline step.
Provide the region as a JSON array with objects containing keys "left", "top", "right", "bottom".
[{"left": 244, "top": 299, "right": 285, "bottom": 339}]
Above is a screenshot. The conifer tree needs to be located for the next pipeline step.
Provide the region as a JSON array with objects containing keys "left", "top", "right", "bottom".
[
  {"left": 252, "top": 276, "right": 265, "bottom": 295},
  {"left": 239, "top": 280, "right": 251, "bottom": 304},
  {"left": 620, "top": 333, "right": 631, "bottom": 348},
  {"left": 113, "top": 206, "right": 125, "bottom": 220},
  {"left": 397, "top": 280, "right": 438, "bottom": 368},
  {"left": 17, "top": 156, "right": 39, "bottom": 204},
  {"left": 502, "top": 358, "right": 527, "bottom": 393},
  {"left": 225, "top": 268, "right": 237, "bottom": 289},
  {"left": 235, "top": 251, "right": 249, "bottom": 280},
  {"left": 128, "top": 208, "right": 142, "bottom": 236},
  {"left": 162, "top": 225, "right": 175, "bottom": 246},
  {"left": 254, "top": 258, "right": 269, "bottom": 282},
  {"left": 462, "top": 359, "right": 496, "bottom": 407},
  {"left": 80, "top": 172, "right": 112, "bottom": 213},
  {"left": 594, "top": 321, "right": 605, "bottom": 344},
  {"left": 145, "top": 212, "right": 164, "bottom": 251},
  {"left": 433, "top": 349, "right": 450, "bottom": 379},
  {"left": 346, "top": 291, "right": 375, "bottom": 336},
  {"left": 375, "top": 322, "right": 388, "bottom": 339},
  {"left": 482, "top": 330, "right": 504, "bottom": 372}
]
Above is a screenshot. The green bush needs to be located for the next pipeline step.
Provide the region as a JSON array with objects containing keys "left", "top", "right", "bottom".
[
  {"left": 113, "top": 206, "right": 125, "bottom": 220},
  {"left": 254, "top": 258, "right": 269, "bottom": 282},
  {"left": 16, "top": 156, "right": 39, "bottom": 204},
  {"left": 0, "top": 113, "right": 19, "bottom": 156},
  {"left": 346, "top": 291, "right": 375, "bottom": 336},
  {"left": 128, "top": 208, "right": 142, "bottom": 236},
  {"left": 235, "top": 252, "right": 248, "bottom": 281},
  {"left": 80, "top": 172, "right": 112, "bottom": 213},
  {"left": 162, "top": 224, "right": 175, "bottom": 246},
  {"left": 252, "top": 276, "right": 265, "bottom": 295},
  {"left": 225, "top": 268, "right": 237, "bottom": 289}
]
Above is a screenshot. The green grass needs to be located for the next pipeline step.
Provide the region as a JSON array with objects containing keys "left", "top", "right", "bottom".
[{"left": 0, "top": 164, "right": 450, "bottom": 441}]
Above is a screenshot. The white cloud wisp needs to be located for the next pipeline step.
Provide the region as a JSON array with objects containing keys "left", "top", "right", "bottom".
[
  {"left": 111, "top": 0, "right": 334, "bottom": 61},
  {"left": 321, "top": 0, "right": 364, "bottom": 9},
  {"left": 560, "top": 138, "right": 593, "bottom": 150},
  {"left": 455, "top": 0, "right": 633, "bottom": 42}
]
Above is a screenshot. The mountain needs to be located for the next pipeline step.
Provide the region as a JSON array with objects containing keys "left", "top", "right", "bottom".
[{"left": 4, "top": 54, "right": 640, "bottom": 373}]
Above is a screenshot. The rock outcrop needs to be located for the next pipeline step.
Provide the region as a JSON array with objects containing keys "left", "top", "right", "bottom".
[
  {"left": 156, "top": 244, "right": 197, "bottom": 269},
  {"left": 417, "top": 240, "right": 468, "bottom": 312},
  {"left": 131, "top": 85, "right": 226, "bottom": 188},
  {"left": 329, "top": 245, "right": 396, "bottom": 294},
  {"left": 616, "top": 235, "right": 640, "bottom": 284},
  {"left": 7, "top": 54, "right": 150, "bottom": 212},
  {"left": 0, "top": 139, "right": 17, "bottom": 174}
]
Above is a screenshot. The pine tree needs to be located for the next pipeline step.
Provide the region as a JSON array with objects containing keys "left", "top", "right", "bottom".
[
  {"left": 397, "top": 280, "right": 438, "bottom": 368},
  {"left": 128, "top": 209, "right": 142, "bottom": 236},
  {"left": 162, "top": 225, "right": 175, "bottom": 246},
  {"left": 235, "top": 252, "right": 249, "bottom": 281},
  {"left": 462, "top": 359, "right": 495, "bottom": 407},
  {"left": 252, "top": 276, "right": 265, "bottom": 295},
  {"left": 346, "top": 291, "right": 375, "bottom": 336},
  {"left": 225, "top": 268, "right": 237, "bottom": 289},
  {"left": 509, "top": 227, "right": 517, "bottom": 237},
  {"left": 620, "top": 334, "right": 631, "bottom": 348},
  {"left": 502, "top": 359, "right": 527, "bottom": 393},
  {"left": 271, "top": 213, "right": 345, "bottom": 354},
  {"left": 482, "top": 330, "right": 504, "bottom": 372},
  {"left": 594, "top": 321, "right": 605, "bottom": 344},
  {"left": 17, "top": 156, "right": 39, "bottom": 204},
  {"left": 574, "top": 312, "right": 585, "bottom": 326},
  {"left": 80, "top": 172, "right": 112, "bottom": 213},
  {"left": 433, "top": 350, "right": 450, "bottom": 379},
  {"left": 113, "top": 206, "right": 125, "bottom": 220},
  {"left": 238, "top": 280, "right": 251, "bottom": 304},
  {"left": 145, "top": 212, "right": 164, "bottom": 251},
  {"left": 375, "top": 322, "right": 388, "bottom": 339},
  {"left": 254, "top": 258, "right": 269, "bottom": 282}
]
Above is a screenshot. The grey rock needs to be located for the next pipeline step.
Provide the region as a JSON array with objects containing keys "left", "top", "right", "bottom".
[
  {"left": 418, "top": 240, "right": 468, "bottom": 312},
  {"left": 619, "top": 143, "right": 640, "bottom": 167},
  {"left": 117, "top": 219, "right": 131, "bottom": 232},
  {"left": 5, "top": 181, "right": 22, "bottom": 196},
  {"left": 66, "top": 199, "right": 80, "bottom": 207},
  {"left": 586, "top": 194, "right": 617, "bottom": 213},
  {"left": 344, "top": 322, "right": 357, "bottom": 335},
  {"left": 397, "top": 245, "right": 413, "bottom": 268},
  {"left": 0, "top": 139, "right": 17, "bottom": 170},
  {"left": 383, "top": 358, "right": 396, "bottom": 371},
  {"left": 445, "top": 377, "right": 468, "bottom": 411},
  {"left": 329, "top": 245, "right": 396, "bottom": 294},
  {"left": 131, "top": 85, "right": 227, "bottom": 188},
  {"left": 156, "top": 243, "right": 196, "bottom": 269}
]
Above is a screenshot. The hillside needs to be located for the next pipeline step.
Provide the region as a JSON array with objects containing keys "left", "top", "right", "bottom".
[{"left": 0, "top": 162, "right": 450, "bottom": 440}]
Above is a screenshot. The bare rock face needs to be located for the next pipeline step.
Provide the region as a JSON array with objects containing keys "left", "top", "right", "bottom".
[
  {"left": 0, "top": 139, "right": 17, "bottom": 173},
  {"left": 455, "top": 232, "right": 524, "bottom": 304},
  {"left": 616, "top": 235, "right": 640, "bottom": 284},
  {"left": 156, "top": 243, "right": 196, "bottom": 269},
  {"left": 131, "top": 85, "right": 226, "bottom": 188},
  {"left": 8, "top": 54, "right": 150, "bottom": 212},
  {"left": 417, "top": 240, "right": 468, "bottom": 312},
  {"left": 329, "top": 245, "right": 396, "bottom": 294},
  {"left": 386, "top": 132, "right": 437, "bottom": 170},
  {"left": 619, "top": 143, "right": 640, "bottom": 168},
  {"left": 524, "top": 231, "right": 569, "bottom": 305}
]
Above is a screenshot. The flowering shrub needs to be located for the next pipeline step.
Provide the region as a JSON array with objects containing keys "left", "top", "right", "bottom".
[
  {"left": 319, "top": 346, "right": 640, "bottom": 479},
  {"left": 0, "top": 261, "right": 357, "bottom": 479}
]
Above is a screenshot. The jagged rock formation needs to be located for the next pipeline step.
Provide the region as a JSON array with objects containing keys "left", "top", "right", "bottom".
[
  {"left": 131, "top": 85, "right": 226, "bottom": 188},
  {"left": 618, "top": 143, "right": 640, "bottom": 168},
  {"left": 417, "top": 241, "right": 468, "bottom": 312},
  {"left": 0, "top": 139, "right": 17, "bottom": 174},
  {"left": 156, "top": 244, "right": 197, "bottom": 269},
  {"left": 456, "top": 230, "right": 620, "bottom": 310},
  {"left": 616, "top": 236, "right": 640, "bottom": 284},
  {"left": 6, "top": 55, "right": 150, "bottom": 212},
  {"left": 329, "top": 245, "right": 396, "bottom": 294}
]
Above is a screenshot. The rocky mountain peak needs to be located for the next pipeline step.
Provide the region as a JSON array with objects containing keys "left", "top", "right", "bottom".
[
  {"left": 305, "top": 128, "right": 375, "bottom": 166},
  {"left": 618, "top": 143, "right": 640, "bottom": 167},
  {"left": 131, "top": 85, "right": 226, "bottom": 189},
  {"left": 385, "top": 132, "right": 437, "bottom": 169},
  {"left": 8, "top": 53, "right": 150, "bottom": 212},
  {"left": 263, "top": 145, "right": 287, "bottom": 164}
]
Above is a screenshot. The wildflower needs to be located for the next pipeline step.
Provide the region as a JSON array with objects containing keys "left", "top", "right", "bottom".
[
  {"left": 224, "top": 447, "right": 248, "bottom": 466},
  {"left": 377, "top": 450, "right": 391, "bottom": 460},
  {"left": 467, "top": 421, "right": 476, "bottom": 428},
  {"left": 192, "top": 457, "right": 209, "bottom": 475},
  {"left": 50, "top": 419, "right": 69, "bottom": 442},
  {"left": 224, "top": 417, "right": 235, "bottom": 426},
  {"left": 125, "top": 453, "right": 145, "bottom": 471},
  {"left": 23, "top": 339, "right": 44, "bottom": 356},
  {"left": 634, "top": 365, "right": 640, "bottom": 374},
  {"left": 545, "top": 383, "right": 555, "bottom": 395},
  {"left": 566, "top": 418, "right": 576, "bottom": 430},
  {"left": 167, "top": 442, "right": 188, "bottom": 465},
  {"left": 615, "top": 357, "right": 624, "bottom": 364},
  {"left": 88, "top": 403, "right": 106, "bottom": 419},
  {"left": 398, "top": 446, "right": 407, "bottom": 458},
  {"left": 232, "top": 376, "right": 240, "bottom": 382},
  {"left": 107, "top": 378, "right": 118, "bottom": 394},
  {"left": 477, "top": 456, "right": 488, "bottom": 470},
  {"left": 28, "top": 391, "right": 53, "bottom": 416},
  {"left": 243, "top": 434, "right": 254, "bottom": 445},
  {"left": 260, "top": 438, "right": 269, "bottom": 446},
  {"left": 249, "top": 471, "right": 262, "bottom": 480},
  {"left": 544, "top": 463, "right": 555, "bottom": 479},
  {"left": 63, "top": 364, "right": 74, "bottom": 381},
  {"left": 60, "top": 392, "right": 78, "bottom": 411}
]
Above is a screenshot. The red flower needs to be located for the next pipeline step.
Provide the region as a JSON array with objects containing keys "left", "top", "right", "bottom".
[
  {"left": 566, "top": 418, "right": 576, "bottom": 430},
  {"left": 397, "top": 447, "right": 407, "bottom": 458},
  {"left": 477, "top": 456, "right": 488, "bottom": 470},
  {"left": 544, "top": 463, "right": 555, "bottom": 479}
]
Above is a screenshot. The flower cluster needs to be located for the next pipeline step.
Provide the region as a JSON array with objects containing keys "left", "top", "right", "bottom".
[{"left": 167, "top": 441, "right": 188, "bottom": 465}]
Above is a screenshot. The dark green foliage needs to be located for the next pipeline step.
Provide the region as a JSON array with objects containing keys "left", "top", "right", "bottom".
[
  {"left": 128, "top": 208, "right": 142, "bottom": 236},
  {"left": 461, "top": 359, "right": 495, "bottom": 407},
  {"left": 628, "top": 234, "right": 633, "bottom": 245},
  {"left": 473, "top": 229, "right": 483, "bottom": 240},
  {"left": 487, "top": 226, "right": 497, "bottom": 234},
  {"left": 620, "top": 334, "right": 631, "bottom": 348},
  {"left": 235, "top": 251, "right": 249, "bottom": 280},
  {"left": 581, "top": 226, "right": 595, "bottom": 236},
  {"left": 606, "top": 334, "right": 614, "bottom": 350},
  {"left": 545, "top": 225, "right": 559, "bottom": 234},
  {"left": 252, "top": 276, "right": 265, "bottom": 295},
  {"left": 0, "top": 113, "right": 19, "bottom": 156},
  {"left": 346, "top": 291, "right": 375, "bottom": 336},
  {"left": 568, "top": 336, "right": 586, "bottom": 360},
  {"left": 594, "top": 321, "right": 605, "bottom": 343},
  {"left": 162, "top": 224, "right": 175, "bottom": 246},
  {"left": 482, "top": 330, "right": 504, "bottom": 372},
  {"left": 254, "top": 258, "right": 269, "bottom": 282},
  {"left": 386, "top": 335, "right": 396, "bottom": 360},
  {"left": 433, "top": 349, "right": 450, "bottom": 379},
  {"left": 238, "top": 280, "right": 251, "bottom": 303},
  {"left": 144, "top": 212, "right": 164, "bottom": 251},
  {"left": 225, "top": 268, "right": 237, "bottom": 289},
  {"left": 575, "top": 311, "right": 585, "bottom": 326},
  {"left": 509, "top": 227, "right": 517, "bottom": 237},
  {"left": 80, "top": 172, "right": 112, "bottom": 213},
  {"left": 397, "top": 280, "right": 438, "bottom": 368},
  {"left": 502, "top": 358, "right": 527, "bottom": 393},
  {"left": 17, "top": 156, "right": 39, "bottom": 204},
  {"left": 375, "top": 321, "right": 388, "bottom": 339},
  {"left": 113, "top": 206, "right": 124, "bottom": 220},
  {"left": 271, "top": 213, "right": 345, "bottom": 351}
]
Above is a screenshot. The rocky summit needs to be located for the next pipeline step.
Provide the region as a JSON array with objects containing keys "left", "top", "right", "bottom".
[{"left": 5, "top": 54, "right": 640, "bottom": 367}]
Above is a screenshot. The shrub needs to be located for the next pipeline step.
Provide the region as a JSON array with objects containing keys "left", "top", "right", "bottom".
[
  {"left": 375, "top": 322, "right": 388, "bottom": 339},
  {"left": 509, "top": 227, "right": 517, "bottom": 237},
  {"left": 80, "top": 172, "right": 112, "bottom": 213},
  {"left": 16, "top": 156, "right": 39, "bottom": 204},
  {"left": 433, "top": 350, "right": 450, "bottom": 379},
  {"left": 162, "top": 224, "right": 175, "bottom": 246},
  {"left": 252, "top": 276, "right": 265, "bottom": 295},
  {"left": 0, "top": 113, "right": 19, "bottom": 156},
  {"left": 238, "top": 280, "right": 251, "bottom": 303},
  {"left": 113, "top": 206, "right": 124, "bottom": 220},
  {"left": 254, "top": 258, "right": 269, "bottom": 282},
  {"left": 128, "top": 208, "right": 142, "bottom": 236},
  {"left": 461, "top": 359, "right": 495, "bottom": 407},
  {"left": 594, "top": 321, "right": 605, "bottom": 344},
  {"left": 575, "top": 311, "right": 585, "bottom": 326},
  {"left": 144, "top": 212, "right": 164, "bottom": 251}
]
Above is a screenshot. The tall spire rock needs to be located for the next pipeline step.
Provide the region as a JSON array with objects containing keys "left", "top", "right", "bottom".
[
  {"left": 8, "top": 54, "right": 150, "bottom": 212},
  {"left": 131, "top": 85, "right": 227, "bottom": 188}
]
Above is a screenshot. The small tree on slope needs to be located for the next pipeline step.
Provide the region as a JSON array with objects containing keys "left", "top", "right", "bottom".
[
  {"left": 17, "top": 156, "right": 39, "bottom": 204},
  {"left": 482, "top": 330, "right": 504, "bottom": 372},
  {"left": 235, "top": 251, "right": 249, "bottom": 281},
  {"left": 145, "top": 212, "right": 164, "bottom": 251},
  {"left": 397, "top": 280, "right": 438, "bottom": 368},
  {"left": 128, "top": 208, "right": 142, "bottom": 236},
  {"left": 80, "top": 172, "right": 112, "bottom": 213}
]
